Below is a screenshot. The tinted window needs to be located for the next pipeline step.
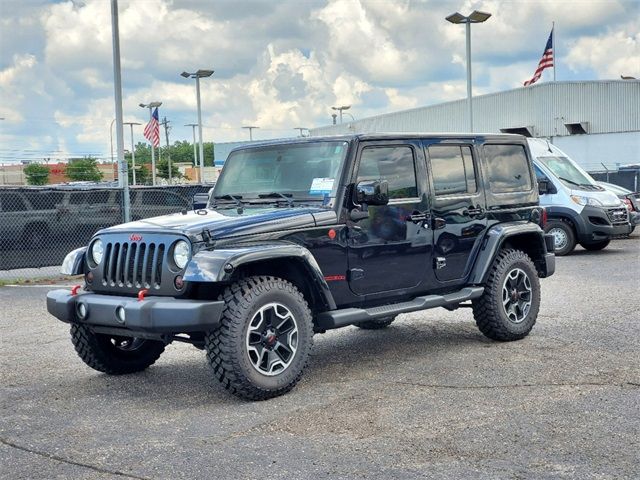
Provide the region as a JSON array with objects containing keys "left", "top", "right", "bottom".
[
  {"left": 357, "top": 146, "right": 417, "bottom": 199},
  {"left": 429, "top": 145, "right": 477, "bottom": 195},
  {"left": 24, "top": 192, "right": 64, "bottom": 210},
  {"left": 69, "top": 192, "right": 89, "bottom": 204},
  {"left": 0, "top": 193, "right": 27, "bottom": 212},
  {"left": 484, "top": 144, "right": 532, "bottom": 193}
]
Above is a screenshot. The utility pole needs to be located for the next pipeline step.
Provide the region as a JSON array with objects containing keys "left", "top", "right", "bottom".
[
  {"left": 160, "top": 117, "right": 172, "bottom": 183},
  {"left": 185, "top": 123, "right": 199, "bottom": 181}
]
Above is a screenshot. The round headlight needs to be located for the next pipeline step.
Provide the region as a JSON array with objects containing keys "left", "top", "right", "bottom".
[
  {"left": 173, "top": 240, "right": 190, "bottom": 269},
  {"left": 90, "top": 239, "right": 104, "bottom": 265}
]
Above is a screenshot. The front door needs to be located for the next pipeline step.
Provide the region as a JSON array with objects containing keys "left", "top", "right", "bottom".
[
  {"left": 424, "top": 140, "right": 487, "bottom": 284},
  {"left": 347, "top": 141, "right": 432, "bottom": 296}
]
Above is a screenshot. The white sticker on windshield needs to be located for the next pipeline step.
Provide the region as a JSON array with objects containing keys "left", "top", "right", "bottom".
[{"left": 309, "top": 177, "right": 334, "bottom": 195}]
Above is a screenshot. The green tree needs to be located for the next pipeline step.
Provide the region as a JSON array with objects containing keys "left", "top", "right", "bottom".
[
  {"left": 23, "top": 163, "right": 50, "bottom": 185},
  {"left": 125, "top": 153, "right": 151, "bottom": 185},
  {"left": 66, "top": 157, "right": 103, "bottom": 182},
  {"left": 156, "top": 158, "right": 182, "bottom": 181}
]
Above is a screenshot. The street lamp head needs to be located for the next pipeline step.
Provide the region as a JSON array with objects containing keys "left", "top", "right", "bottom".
[
  {"left": 468, "top": 10, "right": 491, "bottom": 23},
  {"left": 180, "top": 71, "right": 191, "bottom": 78},
  {"left": 445, "top": 12, "right": 466, "bottom": 24},
  {"left": 196, "top": 69, "right": 214, "bottom": 77},
  {"left": 149, "top": 101, "right": 162, "bottom": 108},
  {"left": 331, "top": 105, "right": 351, "bottom": 111},
  {"left": 139, "top": 103, "right": 146, "bottom": 108}
]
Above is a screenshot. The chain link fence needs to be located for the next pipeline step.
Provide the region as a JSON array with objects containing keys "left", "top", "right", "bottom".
[{"left": 0, "top": 185, "right": 212, "bottom": 280}]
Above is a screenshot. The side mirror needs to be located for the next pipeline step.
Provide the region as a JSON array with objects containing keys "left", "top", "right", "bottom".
[
  {"left": 192, "top": 192, "right": 210, "bottom": 210},
  {"left": 537, "top": 178, "right": 556, "bottom": 195},
  {"left": 356, "top": 180, "right": 389, "bottom": 206}
]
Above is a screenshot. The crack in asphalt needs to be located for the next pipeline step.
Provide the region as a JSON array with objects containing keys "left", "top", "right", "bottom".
[
  {"left": 0, "top": 437, "right": 150, "bottom": 480},
  {"left": 395, "top": 381, "right": 640, "bottom": 390}
]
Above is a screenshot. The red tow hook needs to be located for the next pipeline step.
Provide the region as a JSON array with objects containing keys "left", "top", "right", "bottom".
[
  {"left": 138, "top": 289, "right": 149, "bottom": 302},
  {"left": 70, "top": 285, "right": 82, "bottom": 296}
]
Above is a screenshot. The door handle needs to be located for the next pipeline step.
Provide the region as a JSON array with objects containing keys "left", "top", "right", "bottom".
[
  {"left": 408, "top": 211, "right": 429, "bottom": 224},
  {"left": 465, "top": 205, "right": 484, "bottom": 217}
]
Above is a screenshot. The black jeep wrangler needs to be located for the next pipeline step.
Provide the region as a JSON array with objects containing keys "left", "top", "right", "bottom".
[{"left": 47, "top": 134, "right": 555, "bottom": 400}]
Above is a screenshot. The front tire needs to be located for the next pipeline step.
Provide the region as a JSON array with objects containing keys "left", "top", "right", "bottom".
[
  {"left": 356, "top": 316, "right": 397, "bottom": 330},
  {"left": 544, "top": 219, "right": 576, "bottom": 256},
  {"left": 205, "top": 276, "right": 314, "bottom": 401},
  {"left": 472, "top": 249, "right": 541, "bottom": 342},
  {"left": 70, "top": 324, "right": 165, "bottom": 374},
  {"left": 580, "top": 239, "right": 610, "bottom": 251}
]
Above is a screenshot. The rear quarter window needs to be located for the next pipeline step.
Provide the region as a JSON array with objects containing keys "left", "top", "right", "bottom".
[{"left": 484, "top": 144, "right": 532, "bottom": 193}]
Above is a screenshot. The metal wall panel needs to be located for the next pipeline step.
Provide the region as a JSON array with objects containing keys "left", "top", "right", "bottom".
[{"left": 311, "top": 81, "right": 640, "bottom": 138}]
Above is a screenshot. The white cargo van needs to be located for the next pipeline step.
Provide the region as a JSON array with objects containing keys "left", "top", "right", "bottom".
[{"left": 527, "top": 138, "right": 631, "bottom": 255}]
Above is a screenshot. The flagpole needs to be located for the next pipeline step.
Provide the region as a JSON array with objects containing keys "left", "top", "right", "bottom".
[{"left": 552, "top": 21, "right": 556, "bottom": 81}]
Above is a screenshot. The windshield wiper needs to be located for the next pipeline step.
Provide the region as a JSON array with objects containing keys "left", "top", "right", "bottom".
[
  {"left": 212, "top": 194, "right": 244, "bottom": 211},
  {"left": 257, "top": 192, "right": 294, "bottom": 208},
  {"left": 558, "top": 177, "right": 580, "bottom": 187}
]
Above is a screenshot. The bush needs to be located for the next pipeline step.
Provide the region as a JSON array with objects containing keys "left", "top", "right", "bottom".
[{"left": 24, "top": 163, "right": 50, "bottom": 185}]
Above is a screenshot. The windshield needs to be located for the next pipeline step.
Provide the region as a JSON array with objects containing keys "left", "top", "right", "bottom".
[
  {"left": 213, "top": 141, "right": 349, "bottom": 204},
  {"left": 538, "top": 156, "right": 596, "bottom": 187}
]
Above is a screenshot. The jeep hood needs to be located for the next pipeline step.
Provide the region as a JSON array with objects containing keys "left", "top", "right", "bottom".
[{"left": 98, "top": 206, "right": 328, "bottom": 239}]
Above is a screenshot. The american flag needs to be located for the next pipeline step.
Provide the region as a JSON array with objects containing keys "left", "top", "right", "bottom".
[
  {"left": 143, "top": 107, "right": 160, "bottom": 147},
  {"left": 524, "top": 29, "right": 554, "bottom": 86}
]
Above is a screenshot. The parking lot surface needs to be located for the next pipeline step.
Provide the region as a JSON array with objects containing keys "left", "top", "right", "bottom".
[{"left": 1, "top": 236, "right": 639, "bottom": 479}]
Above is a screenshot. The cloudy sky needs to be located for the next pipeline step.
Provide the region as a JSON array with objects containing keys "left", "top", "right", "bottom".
[{"left": 0, "top": 0, "right": 638, "bottom": 163}]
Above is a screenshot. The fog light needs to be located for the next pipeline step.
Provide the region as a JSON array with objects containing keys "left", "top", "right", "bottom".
[
  {"left": 174, "top": 275, "right": 184, "bottom": 290},
  {"left": 115, "top": 306, "right": 126, "bottom": 324},
  {"left": 85, "top": 271, "right": 94, "bottom": 284},
  {"left": 77, "top": 303, "right": 87, "bottom": 319}
]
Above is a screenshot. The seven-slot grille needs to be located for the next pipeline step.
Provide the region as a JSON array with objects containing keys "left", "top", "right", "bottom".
[
  {"left": 606, "top": 207, "right": 629, "bottom": 225},
  {"left": 102, "top": 240, "right": 166, "bottom": 289}
]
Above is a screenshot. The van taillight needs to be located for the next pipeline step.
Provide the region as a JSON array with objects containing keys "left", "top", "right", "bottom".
[{"left": 540, "top": 208, "right": 548, "bottom": 228}]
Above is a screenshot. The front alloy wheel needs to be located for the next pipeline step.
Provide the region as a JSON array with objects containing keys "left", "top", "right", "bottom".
[
  {"left": 246, "top": 302, "right": 299, "bottom": 376},
  {"left": 205, "top": 276, "right": 314, "bottom": 401}
]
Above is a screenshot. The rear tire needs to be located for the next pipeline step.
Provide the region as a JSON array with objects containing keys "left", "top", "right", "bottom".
[
  {"left": 356, "top": 316, "right": 397, "bottom": 330},
  {"left": 544, "top": 219, "right": 576, "bottom": 256},
  {"left": 472, "top": 249, "right": 541, "bottom": 342},
  {"left": 580, "top": 239, "right": 610, "bottom": 251},
  {"left": 205, "top": 276, "right": 314, "bottom": 401},
  {"left": 70, "top": 324, "right": 165, "bottom": 374}
]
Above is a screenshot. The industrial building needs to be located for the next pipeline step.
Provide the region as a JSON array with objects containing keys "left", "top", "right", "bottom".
[{"left": 311, "top": 80, "right": 640, "bottom": 171}]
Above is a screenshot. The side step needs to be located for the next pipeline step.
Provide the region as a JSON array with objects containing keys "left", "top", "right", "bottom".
[{"left": 316, "top": 287, "right": 484, "bottom": 330}]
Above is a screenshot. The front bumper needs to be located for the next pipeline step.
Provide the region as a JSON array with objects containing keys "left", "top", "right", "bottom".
[
  {"left": 578, "top": 205, "right": 631, "bottom": 242},
  {"left": 46, "top": 289, "right": 224, "bottom": 333}
]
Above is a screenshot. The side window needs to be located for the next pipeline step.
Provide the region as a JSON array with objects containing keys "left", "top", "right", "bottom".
[
  {"left": 0, "top": 193, "right": 27, "bottom": 212},
  {"left": 428, "top": 145, "right": 477, "bottom": 195},
  {"left": 356, "top": 146, "right": 417, "bottom": 199},
  {"left": 484, "top": 144, "right": 533, "bottom": 193},
  {"left": 533, "top": 164, "right": 546, "bottom": 179}
]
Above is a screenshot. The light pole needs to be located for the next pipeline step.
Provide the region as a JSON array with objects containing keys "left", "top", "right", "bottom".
[
  {"left": 123, "top": 122, "right": 141, "bottom": 185},
  {"left": 331, "top": 105, "right": 351, "bottom": 124},
  {"left": 242, "top": 126, "right": 259, "bottom": 141},
  {"left": 139, "top": 101, "right": 162, "bottom": 185},
  {"left": 181, "top": 69, "right": 214, "bottom": 184},
  {"left": 110, "top": 0, "right": 129, "bottom": 222},
  {"left": 109, "top": 118, "right": 116, "bottom": 164},
  {"left": 294, "top": 127, "right": 309, "bottom": 137},
  {"left": 185, "top": 123, "right": 199, "bottom": 181},
  {"left": 445, "top": 10, "right": 491, "bottom": 132}
]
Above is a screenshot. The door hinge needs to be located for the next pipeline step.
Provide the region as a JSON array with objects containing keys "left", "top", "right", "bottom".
[{"left": 434, "top": 257, "right": 446, "bottom": 269}]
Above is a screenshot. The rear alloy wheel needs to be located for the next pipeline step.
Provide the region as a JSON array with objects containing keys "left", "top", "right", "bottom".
[
  {"left": 544, "top": 220, "right": 576, "bottom": 256},
  {"left": 472, "top": 249, "right": 541, "bottom": 341},
  {"left": 355, "top": 316, "right": 397, "bottom": 330},
  {"left": 205, "top": 276, "right": 314, "bottom": 400},
  {"left": 580, "top": 239, "right": 610, "bottom": 251}
]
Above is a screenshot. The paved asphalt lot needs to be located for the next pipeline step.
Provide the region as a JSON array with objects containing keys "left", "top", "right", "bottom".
[{"left": 1, "top": 236, "right": 639, "bottom": 479}]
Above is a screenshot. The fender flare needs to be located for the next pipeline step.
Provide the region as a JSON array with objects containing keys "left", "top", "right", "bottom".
[
  {"left": 183, "top": 242, "right": 336, "bottom": 310},
  {"left": 61, "top": 247, "right": 87, "bottom": 275},
  {"left": 544, "top": 206, "right": 587, "bottom": 235},
  {"left": 469, "top": 222, "right": 549, "bottom": 284}
]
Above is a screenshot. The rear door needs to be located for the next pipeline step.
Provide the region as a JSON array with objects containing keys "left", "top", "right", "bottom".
[{"left": 424, "top": 140, "right": 487, "bottom": 284}]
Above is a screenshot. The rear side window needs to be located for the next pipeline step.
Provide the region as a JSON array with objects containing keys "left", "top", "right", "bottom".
[
  {"left": 428, "top": 145, "right": 477, "bottom": 195},
  {"left": 0, "top": 193, "right": 27, "bottom": 212},
  {"left": 484, "top": 144, "right": 532, "bottom": 193},
  {"left": 357, "top": 146, "right": 418, "bottom": 199}
]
